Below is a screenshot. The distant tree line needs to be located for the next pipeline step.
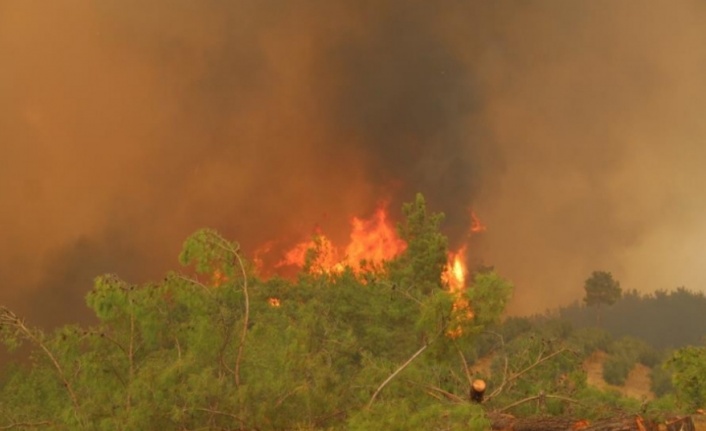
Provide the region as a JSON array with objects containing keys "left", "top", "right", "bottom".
[{"left": 559, "top": 287, "right": 706, "bottom": 350}]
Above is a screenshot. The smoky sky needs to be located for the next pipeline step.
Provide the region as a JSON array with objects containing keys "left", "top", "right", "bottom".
[{"left": 2, "top": 1, "right": 706, "bottom": 326}]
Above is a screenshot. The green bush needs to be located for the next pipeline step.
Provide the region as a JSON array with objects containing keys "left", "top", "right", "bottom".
[
  {"left": 649, "top": 364, "right": 674, "bottom": 398},
  {"left": 570, "top": 327, "right": 613, "bottom": 355},
  {"left": 637, "top": 345, "right": 663, "bottom": 368},
  {"left": 602, "top": 355, "right": 632, "bottom": 386}
]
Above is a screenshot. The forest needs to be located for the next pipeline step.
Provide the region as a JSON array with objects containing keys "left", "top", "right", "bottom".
[{"left": 1, "top": 195, "right": 705, "bottom": 430}]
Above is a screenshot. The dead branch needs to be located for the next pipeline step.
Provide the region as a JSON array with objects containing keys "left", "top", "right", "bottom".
[
  {"left": 497, "top": 392, "right": 583, "bottom": 413},
  {"left": 174, "top": 274, "right": 212, "bottom": 293},
  {"left": 193, "top": 407, "right": 248, "bottom": 426},
  {"left": 426, "top": 385, "right": 467, "bottom": 403},
  {"left": 455, "top": 341, "right": 474, "bottom": 390},
  {"left": 0, "top": 421, "right": 53, "bottom": 430},
  {"left": 487, "top": 347, "right": 572, "bottom": 402},
  {"left": 367, "top": 343, "right": 429, "bottom": 409},
  {"left": 233, "top": 250, "right": 249, "bottom": 389},
  {"left": 210, "top": 233, "right": 249, "bottom": 389}
]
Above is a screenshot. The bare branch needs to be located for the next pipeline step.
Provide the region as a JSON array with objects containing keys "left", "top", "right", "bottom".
[
  {"left": 367, "top": 343, "right": 429, "bottom": 409},
  {"left": 193, "top": 407, "right": 247, "bottom": 426},
  {"left": 497, "top": 393, "right": 583, "bottom": 413},
  {"left": 0, "top": 421, "right": 53, "bottom": 430},
  {"left": 206, "top": 231, "right": 250, "bottom": 389},
  {"left": 174, "top": 274, "right": 212, "bottom": 293},
  {"left": 426, "top": 385, "right": 466, "bottom": 403},
  {"left": 455, "top": 341, "right": 474, "bottom": 389},
  {"left": 126, "top": 300, "right": 135, "bottom": 414},
  {"left": 233, "top": 250, "right": 249, "bottom": 389},
  {"left": 486, "top": 339, "right": 572, "bottom": 403}
]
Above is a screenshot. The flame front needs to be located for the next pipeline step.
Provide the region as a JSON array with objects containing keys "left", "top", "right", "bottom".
[
  {"left": 443, "top": 246, "right": 474, "bottom": 338},
  {"left": 278, "top": 205, "right": 406, "bottom": 274},
  {"left": 272, "top": 203, "right": 485, "bottom": 338},
  {"left": 444, "top": 246, "right": 468, "bottom": 293},
  {"left": 277, "top": 234, "right": 342, "bottom": 274},
  {"left": 345, "top": 207, "right": 406, "bottom": 271}
]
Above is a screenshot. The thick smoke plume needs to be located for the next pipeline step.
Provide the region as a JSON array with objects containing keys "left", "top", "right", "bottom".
[{"left": 2, "top": 1, "right": 706, "bottom": 325}]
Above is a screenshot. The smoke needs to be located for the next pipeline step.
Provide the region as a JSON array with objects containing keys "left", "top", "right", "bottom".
[{"left": 1, "top": 1, "right": 706, "bottom": 325}]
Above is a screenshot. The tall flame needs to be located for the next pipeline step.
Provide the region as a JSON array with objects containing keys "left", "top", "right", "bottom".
[
  {"left": 277, "top": 205, "right": 406, "bottom": 274},
  {"left": 345, "top": 207, "right": 406, "bottom": 271},
  {"left": 444, "top": 245, "right": 468, "bottom": 294},
  {"left": 272, "top": 204, "right": 486, "bottom": 339}
]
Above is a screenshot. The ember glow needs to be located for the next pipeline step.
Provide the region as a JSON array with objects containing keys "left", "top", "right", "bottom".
[
  {"left": 470, "top": 212, "right": 487, "bottom": 233},
  {"left": 212, "top": 269, "right": 228, "bottom": 287}
]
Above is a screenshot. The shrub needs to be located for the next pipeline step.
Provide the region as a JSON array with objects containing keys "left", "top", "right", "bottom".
[{"left": 603, "top": 355, "right": 632, "bottom": 386}]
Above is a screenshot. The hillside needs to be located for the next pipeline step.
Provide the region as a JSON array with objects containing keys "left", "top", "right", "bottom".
[{"left": 583, "top": 350, "right": 654, "bottom": 400}]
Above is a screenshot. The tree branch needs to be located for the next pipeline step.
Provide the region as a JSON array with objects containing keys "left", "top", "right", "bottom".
[
  {"left": 367, "top": 343, "right": 429, "bottom": 409},
  {"left": 209, "top": 232, "right": 250, "bottom": 389},
  {"left": 174, "top": 274, "right": 212, "bottom": 293},
  {"left": 455, "top": 341, "right": 474, "bottom": 390},
  {"left": 0, "top": 308, "right": 83, "bottom": 426},
  {"left": 233, "top": 250, "right": 249, "bottom": 389},
  {"left": 487, "top": 347, "right": 572, "bottom": 402},
  {"left": 0, "top": 421, "right": 53, "bottom": 430},
  {"left": 497, "top": 393, "right": 583, "bottom": 413},
  {"left": 193, "top": 407, "right": 247, "bottom": 426}
]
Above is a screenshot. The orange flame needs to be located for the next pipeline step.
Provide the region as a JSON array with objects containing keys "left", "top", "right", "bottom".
[
  {"left": 278, "top": 205, "right": 406, "bottom": 274},
  {"left": 272, "top": 204, "right": 487, "bottom": 337},
  {"left": 212, "top": 269, "right": 228, "bottom": 287},
  {"left": 268, "top": 297, "right": 281, "bottom": 307},
  {"left": 277, "top": 234, "right": 343, "bottom": 274},
  {"left": 470, "top": 211, "right": 486, "bottom": 233},
  {"left": 444, "top": 246, "right": 468, "bottom": 294},
  {"left": 443, "top": 246, "right": 474, "bottom": 338},
  {"left": 345, "top": 207, "right": 407, "bottom": 271}
]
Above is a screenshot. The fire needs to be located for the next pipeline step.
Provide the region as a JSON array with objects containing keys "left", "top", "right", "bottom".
[
  {"left": 277, "top": 205, "right": 406, "bottom": 274},
  {"left": 470, "top": 211, "right": 486, "bottom": 233},
  {"left": 443, "top": 246, "right": 468, "bottom": 293},
  {"left": 212, "top": 269, "right": 228, "bottom": 287},
  {"left": 272, "top": 203, "right": 486, "bottom": 338},
  {"left": 277, "top": 234, "right": 343, "bottom": 274},
  {"left": 345, "top": 207, "right": 406, "bottom": 271},
  {"left": 268, "top": 297, "right": 281, "bottom": 307},
  {"left": 443, "top": 246, "right": 474, "bottom": 339}
]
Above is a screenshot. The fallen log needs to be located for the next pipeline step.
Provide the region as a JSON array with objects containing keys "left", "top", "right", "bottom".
[
  {"left": 488, "top": 413, "right": 660, "bottom": 431},
  {"left": 665, "top": 416, "right": 695, "bottom": 431}
]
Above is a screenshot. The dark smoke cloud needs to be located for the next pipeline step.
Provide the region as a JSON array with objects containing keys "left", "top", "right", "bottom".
[
  {"left": 319, "top": 4, "right": 495, "bottom": 233},
  {"left": 1, "top": 1, "right": 706, "bottom": 326}
]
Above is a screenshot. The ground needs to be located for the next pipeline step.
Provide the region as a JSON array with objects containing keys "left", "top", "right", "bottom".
[{"left": 582, "top": 350, "right": 653, "bottom": 401}]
